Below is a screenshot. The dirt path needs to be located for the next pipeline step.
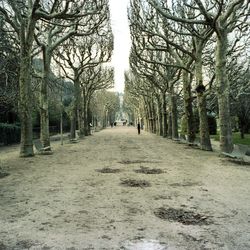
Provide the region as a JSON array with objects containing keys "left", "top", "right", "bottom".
[{"left": 0, "top": 127, "right": 249, "bottom": 250}]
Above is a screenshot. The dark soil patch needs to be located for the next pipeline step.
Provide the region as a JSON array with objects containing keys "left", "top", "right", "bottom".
[
  {"left": 134, "top": 166, "right": 163, "bottom": 174},
  {"left": 169, "top": 181, "right": 201, "bottom": 187},
  {"left": 96, "top": 167, "right": 121, "bottom": 173},
  {"left": 119, "top": 145, "right": 138, "bottom": 150},
  {"left": 15, "top": 240, "right": 35, "bottom": 249},
  {"left": 0, "top": 242, "right": 7, "bottom": 250},
  {"left": 0, "top": 172, "right": 10, "bottom": 179},
  {"left": 126, "top": 206, "right": 143, "bottom": 215},
  {"left": 120, "top": 178, "right": 151, "bottom": 188},
  {"left": 154, "top": 207, "right": 210, "bottom": 225},
  {"left": 154, "top": 195, "right": 172, "bottom": 200},
  {"left": 119, "top": 160, "right": 160, "bottom": 164}
]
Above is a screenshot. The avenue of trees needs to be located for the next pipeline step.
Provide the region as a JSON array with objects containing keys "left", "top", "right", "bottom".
[
  {"left": 125, "top": 0, "right": 250, "bottom": 153},
  {"left": 0, "top": 0, "right": 119, "bottom": 156}
]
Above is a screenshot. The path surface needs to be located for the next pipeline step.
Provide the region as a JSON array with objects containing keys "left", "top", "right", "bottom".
[{"left": 0, "top": 127, "right": 249, "bottom": 250}]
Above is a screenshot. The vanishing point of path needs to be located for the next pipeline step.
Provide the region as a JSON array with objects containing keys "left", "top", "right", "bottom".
[{"left": 0, "top": 126, "right": 249, "bottom": 250}]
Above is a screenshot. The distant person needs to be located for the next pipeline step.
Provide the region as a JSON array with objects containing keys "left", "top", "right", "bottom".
[{"left": 137, "top": 123, "right": 141, "bottom": 135}]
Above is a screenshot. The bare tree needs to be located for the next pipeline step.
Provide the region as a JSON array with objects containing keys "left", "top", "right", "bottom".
[
  {"left": 33, "top": 0, "right": 109, "bottom": 148},
  {"left": 0, "top": 0, "right": 110, "bottom": 156},
  {"left": 56, "top": 29, "right": 113, "bottom": 138},
  {"left": 193, "top": 0, "right": 249, "bottom": 152},
  {"left": 80, "top": 65, "right": 114, "bottom": 135}
]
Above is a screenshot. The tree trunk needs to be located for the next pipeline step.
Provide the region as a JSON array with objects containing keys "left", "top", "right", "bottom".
[
  {"left": 19, "top": 20, "right": 36, "bottom": 157},
  {"left": 40, "top": 49, "right": 51, "bottom": 148},
  {"left": 19, "top": 48, "right": 34, "bottom": 157},
  {"left": 167, "top": 111, "right": 172, "bottom": 139},
  {"left": 147, "top": 102, "right": 152, "bottom": 133},
  {"left": 144, "top": 101, "right": 150, "bottom": 132},
  {"left": 157, "top": 98, "right": 163, "bottom": 136},
  {"left": 216, "top": 27, "right": 233, "bottom": 153},
  {"left": 74, "top": 78, "right": 83, "bottom": 138},
  {"left": 70, "top": 109, "right": 77, "bottom": 139},
  {"left": 162, "top": 92, "right": 167, "bottom": 138},
  {"left": 240, "top": 124, "right": 245, "bottom": 139},
  {"left": 87, "top": 104, "right": 92, "bottom": 135},
  {"left": 152, "top": 100, "right": 157, "bottom": 134},
  {"left": 195, "top": 45, "right": 212, "bottom": 151},
  {"left": 83, "top": 99, "right": 88, "bottom": 136},
  {"left": 183, "top": 70, "right": 195, "bottom": 143},
  {"left": 102, "top": 113, "right": 106, "bottom": 128},
  {"left": 79, "top": 104, "right": 85, "bottom": 136},
  {"left": 144, "top": 108, "right": 149, "bottom": 132},
  {"left": 170, "top": 88, "right": 179, "bottom": 140},
  {"left": 78, "top": 109, "right": 84, "bottom": 138}
]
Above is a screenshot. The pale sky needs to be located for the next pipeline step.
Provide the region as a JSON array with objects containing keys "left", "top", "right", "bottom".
[{"left": 109, "top": 0, "right": 131, "bottom": 93}]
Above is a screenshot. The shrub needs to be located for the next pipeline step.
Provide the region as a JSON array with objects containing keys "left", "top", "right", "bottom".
[
  {"left": 207, "top": 114, "right": 217, "bottom": 135},
  {"left": 0, "top": 123, "right": 21, "bottom": 145}
]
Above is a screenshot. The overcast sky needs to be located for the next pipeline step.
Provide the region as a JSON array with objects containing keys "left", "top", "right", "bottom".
[{"left": 109, "top": 0, "right": 131, "bottom": 93}]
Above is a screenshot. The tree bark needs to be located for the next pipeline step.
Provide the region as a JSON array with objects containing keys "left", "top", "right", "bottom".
[
  {"left": 19, "top": 48, "right": 34, "bottom": 157},
  {"left": 183, "top": 70, "right": 195, "bottom": 143},
  {"left": 70, "top": 78, "right": 82, "bottom": 139},
  {"left": 19, "top": 19, "right": 36, "bottom": 157},
  {"left": 170, "top": 87, "right": 179, "bottom": 140},
  {"left": 195, "top": 44, "right": 212, "bottom": 151},
  {"left": 144, "top": 106, "right": 149, "bottom": 132},
  {"left": 162, "top": 92, "right": 167, "bottom": 138},
  {"left": 70, "top": 108, "right": 77, "bottom": 139},
  {"left": 151, "top": 99, "right": 157, "bottom": 134},
  {"left": 82, "top": 95, "right": 89, "bottom": 136},
  {"left": 83, "top": 101, "right": 88, "bottom": 135},
  {"left": 216, "top": 26, "right": 233, "bottom": 153},
  {"left": 157, "top": 97, "right": 163, "bottom": 136},
  {"left": 87, "top": 106, "right": 92, "bottom": 135},
  {"left": 167, "top": 108, "right": 172, "bottom": 139},
  {"left": 74, "top": 78, "right": 83, "bottom": 138},
  {"left": 40, "top": 49, "right": 51, "bottom": 148}
]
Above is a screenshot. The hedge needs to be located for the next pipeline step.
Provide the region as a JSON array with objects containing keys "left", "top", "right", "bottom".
[{"left": 0, "top": 123, "right": 21, "bottom": 145}]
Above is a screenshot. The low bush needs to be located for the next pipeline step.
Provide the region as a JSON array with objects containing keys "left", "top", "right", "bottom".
[{"left": 0, "top": 123, "right": 21, "bottom": 145}]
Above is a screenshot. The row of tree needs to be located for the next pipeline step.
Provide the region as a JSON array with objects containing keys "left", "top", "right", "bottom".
[
  {"left": 124, "top": 0, "right": 250, "bottom": 153},
  {"left": 0, "top": 0, "right": 119, "bottom": 156}
]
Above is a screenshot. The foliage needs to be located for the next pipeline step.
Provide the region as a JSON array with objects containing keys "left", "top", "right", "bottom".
[{"left": 0, "top": 17, "right": 19, "bottom": 123}]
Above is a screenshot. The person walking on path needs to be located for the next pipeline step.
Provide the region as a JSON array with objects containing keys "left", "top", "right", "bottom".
[{"left": 137, "top": 123, "right": 141, "bottom": 135}]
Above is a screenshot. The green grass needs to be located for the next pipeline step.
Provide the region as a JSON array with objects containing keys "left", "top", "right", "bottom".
[{"left": 210, "top": 132, "right": 250, "bottom": 146}]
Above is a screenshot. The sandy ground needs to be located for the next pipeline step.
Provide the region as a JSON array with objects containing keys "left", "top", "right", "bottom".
[{"left": 0, "top": 126, "right": 249, "bottom": 250}]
